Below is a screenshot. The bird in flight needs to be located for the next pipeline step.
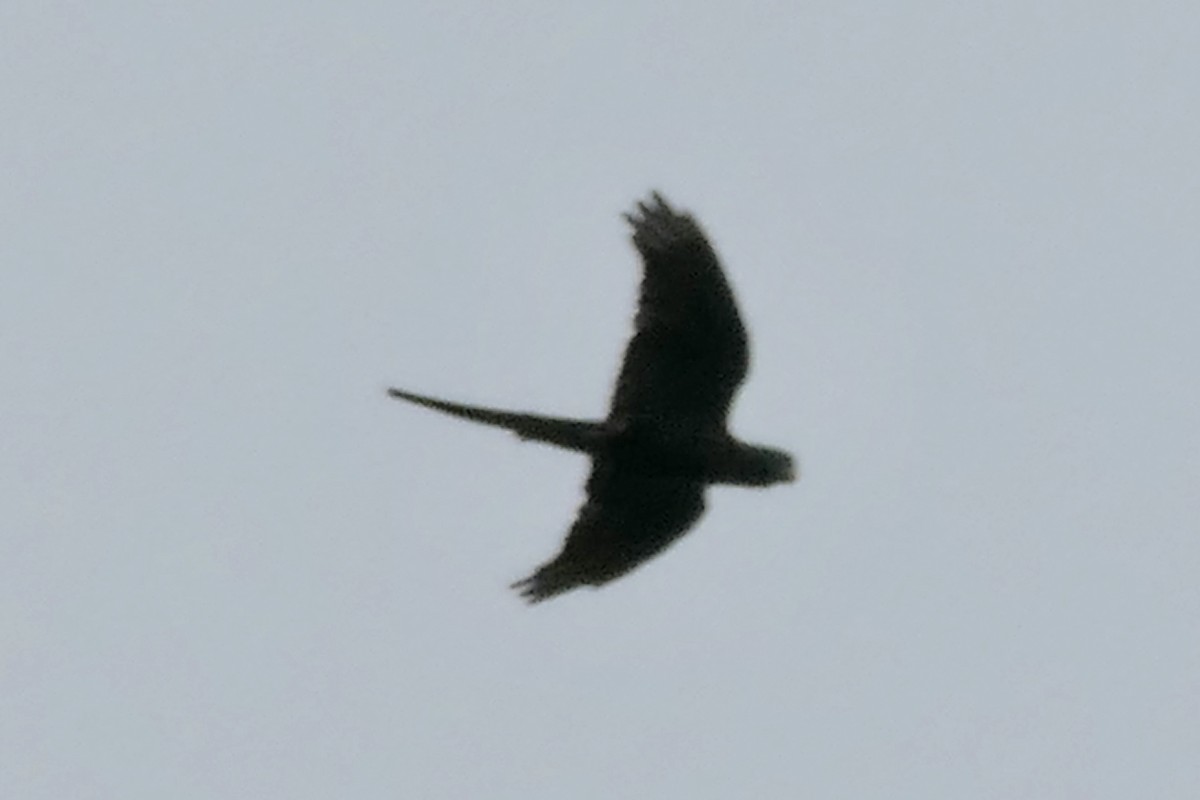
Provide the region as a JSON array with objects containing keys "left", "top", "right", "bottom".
[{"left": 389, "top": 192, "right": 795, "bottom": 602}]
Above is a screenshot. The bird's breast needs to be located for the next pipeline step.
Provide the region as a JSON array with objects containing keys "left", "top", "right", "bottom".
[{"left": 601, "top": 425, "right": 734, "bottom": 482}]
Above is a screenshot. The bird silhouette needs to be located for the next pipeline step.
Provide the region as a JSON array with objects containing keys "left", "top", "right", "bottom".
[{"left": 389, "top": 193, "right": 795, "bottom": 602}]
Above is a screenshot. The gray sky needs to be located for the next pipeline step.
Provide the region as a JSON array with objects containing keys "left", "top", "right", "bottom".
[{"left": 4, "top": 2, "right": 1198, "bottom": 798}]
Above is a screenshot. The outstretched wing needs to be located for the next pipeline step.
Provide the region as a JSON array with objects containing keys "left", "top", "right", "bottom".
[
  {"left": 608, "top": 193, "right": 749, "bottom": 432},
  {"left": 511, "top": 460, "right": 706, "bottom": 603}
]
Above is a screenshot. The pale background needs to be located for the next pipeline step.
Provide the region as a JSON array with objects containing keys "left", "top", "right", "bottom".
[{"left": 3, "top": 3, "right": 1198, "bottom": 798}]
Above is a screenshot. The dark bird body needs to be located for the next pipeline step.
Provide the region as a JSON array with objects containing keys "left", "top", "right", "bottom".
[{"left": 389, "top": 193, "right": 795, "bottom": 602}]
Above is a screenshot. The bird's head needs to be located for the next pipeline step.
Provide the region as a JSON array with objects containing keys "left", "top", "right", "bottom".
[{"left": 743, "top": 444, "right": 798, "bottom": 486}]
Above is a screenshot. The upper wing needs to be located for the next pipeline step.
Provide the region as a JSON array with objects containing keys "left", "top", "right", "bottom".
[
  {"left": 608, "top": 193, "right": 749, "bottom": 432},
  {"left": 511, "top": 460, "right": 706, "bottom": 603}
]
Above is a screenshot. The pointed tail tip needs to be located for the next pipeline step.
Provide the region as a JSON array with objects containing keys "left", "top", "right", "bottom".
[{"left": 387, "top": 387, "right": 424, "bottom": 405}]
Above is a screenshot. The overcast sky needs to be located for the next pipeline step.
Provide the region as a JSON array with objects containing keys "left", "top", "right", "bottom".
[{"left": 4, "top": 3, "right": 1198, "bottom": 798}]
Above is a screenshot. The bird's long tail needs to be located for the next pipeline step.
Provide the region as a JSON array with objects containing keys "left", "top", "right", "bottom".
[{"left": 387, "top": 388, "right": 606, "bottom": 454}]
